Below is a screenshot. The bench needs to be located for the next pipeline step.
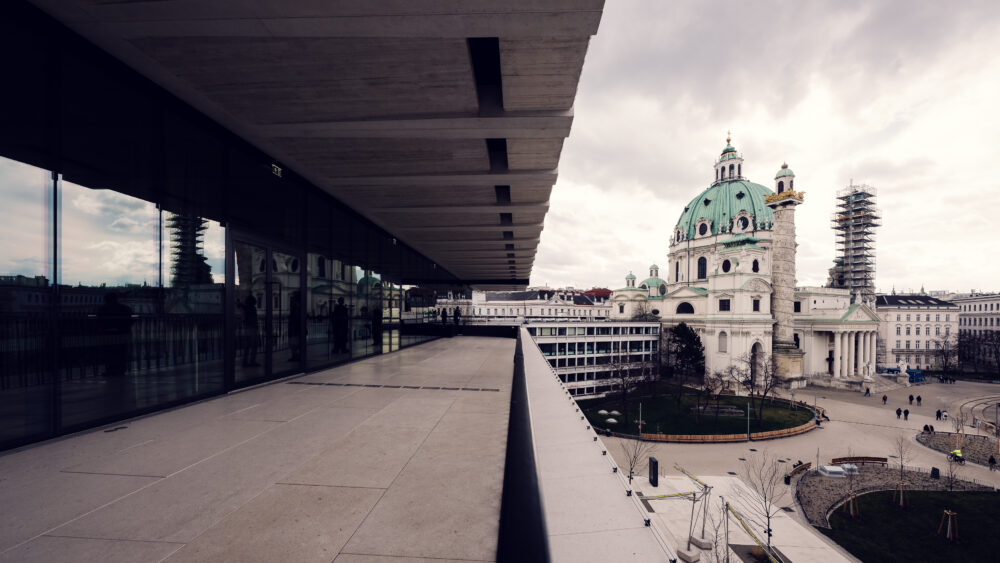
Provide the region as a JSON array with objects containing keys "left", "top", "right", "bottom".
[
  {"left": 788, "top": 462, "right": 812, "bottom": 477},
  {"left": 830, "top": 456, "right": 887, "bottom": 467}
]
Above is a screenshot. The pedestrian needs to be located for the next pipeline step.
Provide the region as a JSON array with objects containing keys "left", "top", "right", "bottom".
[
  {"left": 882, "top": 395, "right": 888, "bottom": 405},
  {"left": 909, "top": 394, "right": 914, "bottom": 405},
  {"left": 930, "top": 425, "right": 935, "bottom": 433},
  {"left": 917, "top": 395, "right": 922, "bottom": 406},
  {"left": 896, "top": 407, "right": 902, "bottom": 419},
  {"left": 990, "top": 455, "right": 997, "bottom": 472},
  {"left": 922, "top": 424, "right": 929, "bottom": 433},
  {"left": 904, "top": 409, "right": 909, "bottom": 421},
  {"left": 865, "top": 387, "right": 871, "bottom": 397},
  {"left": 936, "top": 409, "right": 942, "bottom": 420}
]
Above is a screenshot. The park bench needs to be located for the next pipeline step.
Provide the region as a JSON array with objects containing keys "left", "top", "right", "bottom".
[
  {"left": 788, "top": 462, "right": 812, "bottom": 477},
  {"left": 830, "top": 456, "right": 887, "bottom": 467}
]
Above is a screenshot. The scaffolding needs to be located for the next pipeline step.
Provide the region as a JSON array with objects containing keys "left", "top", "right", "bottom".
[{"left": 829, "top": 184, "right": 880, "bottom": 305}]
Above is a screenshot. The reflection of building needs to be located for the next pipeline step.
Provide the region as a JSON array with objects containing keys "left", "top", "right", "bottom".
[
  {"left": 612, "top": 138, "right": 880, "bottom": 387},
  {"left": 527, "top": 321, "right": 659, "bottom": 397},
  {"left": 455, "top": 288, "right": 612, "bottom": 323},
  {"left": 167, "top": 214, "right": 213, "bottom": 285},
  {"left": 875, "top": 294, "right": 958, "bottom": 371}
]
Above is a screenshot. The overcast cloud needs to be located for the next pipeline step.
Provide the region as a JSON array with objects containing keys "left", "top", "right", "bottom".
[{"left": 531, "top": 0, "right": 1000, "bottom": 294}]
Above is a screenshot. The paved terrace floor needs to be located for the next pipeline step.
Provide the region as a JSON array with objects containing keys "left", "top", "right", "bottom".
[{"left": 0, "top": 336, "right": 513, "bottom": 563}]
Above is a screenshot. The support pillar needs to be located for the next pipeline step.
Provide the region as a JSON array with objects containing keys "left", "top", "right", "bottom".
[
  {"left": 833, "top": 331, "right": 841, "bottom": 378},
  {"left": 871, "top": 331, "right": 877, "bottom": 371},
  {"left": 848, "top": 331, "right": 855, "bottom": 378},
  {"left": 840, "top": 331, "right": 848, "bottom": 378}
]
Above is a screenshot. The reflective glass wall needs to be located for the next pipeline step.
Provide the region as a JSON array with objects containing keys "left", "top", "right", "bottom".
[{"left": 0, "top": 2, "right": 462, "bottom": 450}]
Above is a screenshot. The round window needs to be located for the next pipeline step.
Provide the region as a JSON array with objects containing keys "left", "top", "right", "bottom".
[
  {"left": 698, "top": 223, "right": 709, "bottom": 236},
  {"left": 651, "top": 309, "right": 660, "bottom": 316},
  {"left": 752, "top": 259, "right": 760, "bottom": 273},
  {"left": 738, "top": 216, "right": 749, "bottom": 230},
  {"left": 722, "top": 260, "right": 731, "bottom": 273}
]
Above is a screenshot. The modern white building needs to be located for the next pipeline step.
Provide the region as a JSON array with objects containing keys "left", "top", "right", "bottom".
[
  {"left": 875, "top": 294, "right": 959, "bottom": 371},
  {"left": 437, "top": 288, "right": 613, "bottom": 324},
  {"left": 612, "top": 138, "right": 880, "bottom": 387},
  {"left": 527, "top": 320, "right": 659, "bottom": 397}
]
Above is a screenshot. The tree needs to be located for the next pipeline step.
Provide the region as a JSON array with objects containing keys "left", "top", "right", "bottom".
[
  {"left": 608, "top": 352, "right": 644, "bottom": 430},
  {"left": 945, "top": 455, "right": 962, "bottom": 492},
  {"left": 735, "top": 352, "right": 781, "bottom": 424},
  {"left": 701, "top": 370, "right": 727, "bottom": 427},
  {"left": 957, "top": 331, "right": 977, "bottom": 373},
  {"left": 704, "top": 498, "right": 730, "bottom": 563},
  {"left": 933, "top": 335, "right": 958, "bottom": 376},
  {"left": 893, "top": 432, "right": 912, "bottom": 484},
  {"left": 619, "top": 439, "right": 655, "bottom": 484},
  {"left": 631, "top": 300, "right": 659, "bottom": 322},
  {"left": 981, "top": 332, "right": 1000, "bottom": 378},
  {"left": 660, "top": 322, "right": 706, "bottom": 404},
  {"left": 733, "top": 450, "right": 788, "bottom": 553}
]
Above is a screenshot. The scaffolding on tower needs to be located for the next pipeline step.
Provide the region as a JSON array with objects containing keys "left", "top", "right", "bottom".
[{"left": 829, "top": 184, "right": 880, "bottom": 306}]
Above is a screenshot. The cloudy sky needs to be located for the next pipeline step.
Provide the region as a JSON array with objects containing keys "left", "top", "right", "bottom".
[{"left": 531, "top": 0, "right": 1000, "bottom": 295}]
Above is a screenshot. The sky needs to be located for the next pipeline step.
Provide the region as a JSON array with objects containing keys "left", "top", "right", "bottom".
[{"left": 530, "top": 0, "right": 1000, "bottom": 295}]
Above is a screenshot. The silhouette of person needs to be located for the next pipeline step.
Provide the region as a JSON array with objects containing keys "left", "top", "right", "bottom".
[
  {"left": 331, "top": 297, "right": 349, "bottom": 353},
  {"left": 936, "top": 409, "right": 942, "bottom": 420},
  {"left": 96, "top": 292, "right": 133, "bottom": 377},
  {"left": 882, "top": 395, "right": 888, "bottom": 405},
  {"left": 240, "top": 295, "right": 260, "bottom": 366},
  {"left": 453, "top": 307, "right": 461, "bottom": 326},
  {"left": 904, "top": 409, "right": 909, "bottom": 421},
  {"left": 371, "top": 300, "right": 383, "bottom": 348},
  {"left": 909, "top": 394, "right": 914, "bottom": 405},
  {"left": 288, "top": 291, "right": 302, "bottom": 362},
  {"left": 916, "top": 395, "right": 922, "bottom": 406},
  {"left": 896, "top": 407, "right": 902, "bottom": 419},
  {"left": 440, "top": 308, "right": 448, "bottom": 324}
]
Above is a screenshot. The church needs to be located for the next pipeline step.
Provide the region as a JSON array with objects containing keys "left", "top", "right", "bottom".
[{"left": 612, "top": 138, "right": 880, "bottom": 387}]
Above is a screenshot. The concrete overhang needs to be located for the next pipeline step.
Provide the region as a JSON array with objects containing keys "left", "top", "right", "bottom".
[{"left": 31, "top": 0, "right": 604, "bottom": 288}]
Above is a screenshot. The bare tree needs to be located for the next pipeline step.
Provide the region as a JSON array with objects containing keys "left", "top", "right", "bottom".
[
  {"left": 607, "top": 352, "right": 644, "bottom": 433},
  {"left": 893, "top": 433, "right": 912, "bottom": 483},
  {"left": 704, "top": 498, "right": 730, "bottom": 563},
  {"left": 619, "top": 439, "right": 655, "bottom": 484},
  {"left": 933, "top": 335, "right": 958, "bottom": 377},
  {"left": 735, "top": 353, "right": 781, "bottom": 424},
  {"left": 702, "top": 370, "right": 727, "bottom": 428},
  {"left": 982, "top": 332, "right": 1000, "bottom": 378},
  {"left": 733, "top": 450, "right": 788, "bottom": 553},
  {"left": 945, "top": 455, "right": 962, "bottom": 492}
]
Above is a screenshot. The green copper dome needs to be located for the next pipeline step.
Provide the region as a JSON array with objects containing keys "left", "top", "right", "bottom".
[
  {"left": 650, "top": 264, "right": 660, "bottom": 270},
  {"left": 775, "top": 162, "right": 795, "bottom": 179},
  {"left": 675, "top": 180, "right": 775, "bottom": 240},
  {"left": 625, "top": 272, "right": 636, "bottom": 280}
]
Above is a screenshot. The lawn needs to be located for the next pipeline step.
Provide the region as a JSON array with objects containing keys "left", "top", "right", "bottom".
[
  {"left": 578, "top": 385, "right": 813, "bottom": 436},
  {"left": 820, "top": 490, "right": 1000, "bottom": 563}
]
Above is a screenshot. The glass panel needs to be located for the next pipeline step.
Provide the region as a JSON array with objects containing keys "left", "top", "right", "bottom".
[
  {"left": 234, "top": 242, "right": 266, "bottom": 383},
  {"left": 306, "top": 252, "right": 334, "bottom": 369},
  {"left": 270, "top": 250, "right": 302, "bottom": 376},
  {"left": 353, "top": 266, "right": 379, "bottom": 358},
  {"left": 0, "top": 156, "right": 53, "bottom": 447}
]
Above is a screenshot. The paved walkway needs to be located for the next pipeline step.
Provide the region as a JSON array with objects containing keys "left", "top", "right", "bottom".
[
  {"left": 605, "top": 379, "right": 1000, "bottom": 561},
  {"left": 0, "top": 337, "right": 514, "bottom": 563}
]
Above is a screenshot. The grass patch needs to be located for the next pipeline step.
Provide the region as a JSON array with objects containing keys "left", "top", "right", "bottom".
[
  {"left": 579, "top": 384, "right": 813, "bottom": 435},
  {"left": 820, "top": 490, "right": 1000, "bottom": 563}
]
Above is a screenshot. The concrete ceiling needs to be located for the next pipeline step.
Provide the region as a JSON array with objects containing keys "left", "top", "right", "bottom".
[{"left": 32, "top": 0, "right": 604, "bottom": 288}]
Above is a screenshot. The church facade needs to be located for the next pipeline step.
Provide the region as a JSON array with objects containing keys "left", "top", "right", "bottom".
[{"left": 612, "top": 138, "right": 880, "bottom": 387}]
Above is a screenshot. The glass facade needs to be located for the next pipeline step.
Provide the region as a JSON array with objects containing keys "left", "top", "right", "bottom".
[{"left": 0, "top": 3, "right": 457, "bottom": 450}]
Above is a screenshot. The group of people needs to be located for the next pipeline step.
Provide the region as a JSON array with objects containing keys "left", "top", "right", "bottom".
[{"left": 874, "top": 391, "right": 927, "bottom": 423}]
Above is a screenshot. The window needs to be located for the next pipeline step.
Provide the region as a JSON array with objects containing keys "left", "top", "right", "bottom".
[
  {"left": 906, "top": 341, "right": 910, "bottom": 349},
  {"left": 675, "top": 261, "right": 679, "bottom": 282},
  {"left": 752, "top": 259, "right": 759, "bottom": 272},
  {"left": 896, "top": 314, "right": 901, "bottom": 321},
  {"left": 719, "top": 331, "right": 728, "bottom": 353},
  {"left": 915, "top": 341, "right": 920, "bottom": 349},
  {"left": 719, "top": 299, "right": 731, "bottom": 312},
  {"left": 722, "top": 259, "right": 731, "bottom": 273},
  {"left": 896, "top": 340, "right": 901, "bottom": 349},
  {"left": 896, "top": 326, "right": 901, "bottom": 335},
  {"left": 916, "top": 326, "right": 920, "bottom": 335},
  {"left": 676, "top": 302, "right": 694, "bottom": 314},
  {"left": 618, "top": 304, "right": 624, "bottom": 314},
  {"left": 753, "top": 299, "right": 760, "bottom": 312},
  {"left": 906, "top": 314, "right": 910, "bottom": 322},
  {"left": 936, "top": 314, "right": 940, "bottom": 322},
  {"left": 794, "top": 301, "right": 801, "bottom": 313},
  {"left": 729, "top": 164, "right": 734, "bottom": 177},
  {"left": 778, "top": 180, "right": 784, "bottom": 192},
  {"left": 697, "top": 257, "right": 707, "bottom": 279},
  {"left": 699, "top": 223, "right": 709, "bottom": 236},
  {"left": 906, "top": 326, "right": 911, "bottom": 335}
]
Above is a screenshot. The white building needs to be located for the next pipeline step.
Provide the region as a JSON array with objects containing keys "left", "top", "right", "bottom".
[
  {"left": 875, "top": 294, "right": 958, "bottom": 371},
  {"left": 437, "top": 288, "right": 613, "bottom": 324},
  {"left": 612, "top": 138, "right": 880, "bottom": 387},
  {"left": 528, "top": 320, "right": 660, "bottom": 397}
]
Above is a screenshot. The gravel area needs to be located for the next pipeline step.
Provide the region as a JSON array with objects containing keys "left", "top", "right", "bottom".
[
  {"left": 795, "top": 465, "right": 991, "bottom": 528},
  {"left": 916, "top": 431, "right": 998, "bottom": 467}
]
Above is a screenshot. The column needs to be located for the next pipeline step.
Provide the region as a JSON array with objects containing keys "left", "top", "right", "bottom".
[
  {"left": 862, "top": 332, "right": 870, "bottom": 374},
  {"left": 848, "top": 331, "right": 855, "bottom": 378},
  {"left": 833, "top": 331, "right": 841, "bottom": 378},
  {"left": 870, "top": 331, "right": 877, "bottom": 372}
]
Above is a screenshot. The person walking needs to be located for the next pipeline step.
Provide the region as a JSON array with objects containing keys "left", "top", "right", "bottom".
[
  {"left": 936, "top": 409, "right": 942, "bottom": 420},
  {"left": 896, "top": 407, "right": 902, "bottom": 419},
  {"left": 904, "top": 409, "right": 909, "bottom": 421},
  {"left": 909, "top": 394, "right": 914, "bottom": 405},
  {"left": 917, "top": 395, "right": 922, "bottom": 406},
  {"left": 990, "top": 455, "right": 997, "bottom": 472},
  {"left": 883, "top": 395, "right": 888, "bottom": 405},
  {"left": 865, "top": 387, "right": 871, "bottom": 397}
]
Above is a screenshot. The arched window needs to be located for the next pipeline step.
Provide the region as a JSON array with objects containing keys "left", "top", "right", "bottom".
[
  {"left": 675, "top": 262, "right": 679, "bottom": 282},
  {"left": 721, "top": 167, "right": 726, "bottom": 180},
  {"left": 676, "top": 302, "right": 694, "bottom": 314},
  {"left": 728, "top": 164, "right": 735, "bottom": 178},
  {"left": 619, "top": 304, "right": 625, "bottom": 314},
  {"left": 790, "top": 180, "right": 794, "bottom": 189},
  {"left": 697, "top": 257, "right": 707, "bottom": 279},
  {"left": 752, "top": 259, "right": 760, "bottom": 273},
  {"left": 719, "top": 331, "right": 728, "bottom": 353},
  {"left": 738, "top": 164, "right": 742, "bottom": 177},
  {"left": 778, "top": 180, "right": 784, "bottom": 193},
  {"left": 716, "top": 168, "right": 719, "bottom": 180}
]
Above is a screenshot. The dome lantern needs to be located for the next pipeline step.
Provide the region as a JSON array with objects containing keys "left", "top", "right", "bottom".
[{"left": 714, "top": 132, "right": 744, "bottom": 185}]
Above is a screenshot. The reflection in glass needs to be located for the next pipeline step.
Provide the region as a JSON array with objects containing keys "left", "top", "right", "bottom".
[
  {"left": 271, "top": 250, "right": 301, "bottom": 376},
  {"left": 57, "top": 181, "right": 226, "bottom": 429},
  {"left": 234, "top": 242, "right": 266, "bottom": 383},
  {"left": 306, "top": 254, "right": 354, "bottom": 368},
  {"left": 0, "top": 156, "right": 53, "bottom": 447}
]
